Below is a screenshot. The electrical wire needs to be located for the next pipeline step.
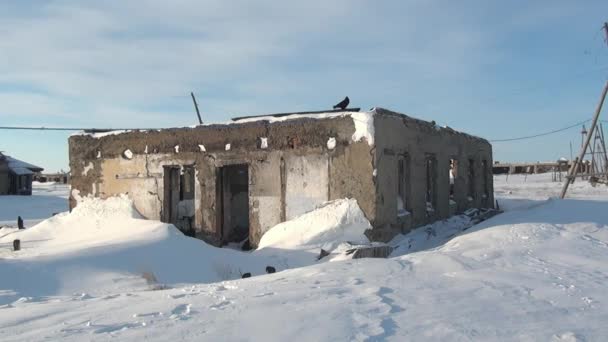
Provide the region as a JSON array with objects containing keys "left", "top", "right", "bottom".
[
  {"left": 0, "top": 126, "right": 159, "bottom": 131},
  {"left": 489, "top": 119, "right": 591, "bottom": 142}
]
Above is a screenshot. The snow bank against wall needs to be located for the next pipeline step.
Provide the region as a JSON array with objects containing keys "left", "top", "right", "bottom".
[{"left": 258, "top": 199, "right": 371, "bottom": 251}]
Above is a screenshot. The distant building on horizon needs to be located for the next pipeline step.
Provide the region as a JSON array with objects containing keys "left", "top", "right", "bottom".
[{"left": 0, "top": 152, "right": 44, "bottom": 195}]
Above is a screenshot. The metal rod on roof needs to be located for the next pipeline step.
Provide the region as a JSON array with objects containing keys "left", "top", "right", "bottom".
[{"left": 191, "top": 92, "right": 203, "bottom": 125}]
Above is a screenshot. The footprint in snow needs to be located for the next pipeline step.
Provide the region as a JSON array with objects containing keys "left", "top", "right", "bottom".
[
  {"left": 214, "top": 284, "right": 238, "bottom": 292},
  {"left": 209, "top": 300, "right": 232, "bottom": 310},
  {"left": 552, "top": 331, "right": 585, "bottom": 342},
  {"left": 133, "top": 312, "right": 163, "bottom": 318},
  {"left": 71, "top": 293, "right": 93, "bottom": 301},
  {"left": 169, "top": 293, "right": 189, "bottom": 299},
  {"left": 93, "top": 322, "right": 146, "bottom": 334},
  {"left": 170, "top": 304, "right": 192, "bottom": 320},
  {"left": 102, "top": 294, "right": 121, "bottom": 300},
  {"left": 253, "top": 292, "right": 274, "bottom": 298}
]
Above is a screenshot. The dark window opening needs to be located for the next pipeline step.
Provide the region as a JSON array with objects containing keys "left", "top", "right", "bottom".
[
  {"left": 468, "top": 159, "right": 475, "bottom": 201},
  {"left": 180, "top": 166, "right": 195, "bottom": 201},
  {"left": 482, "top": 160, "right": 489, "bottom": 199},
  {"left": 425, "top": 154, "right": 437, "bottom": 213},
  {"left": 397, "top": 155, "right": 411, "bottom": 217},
  {"left": 449, "top": 158, "right": 458, "bottom": 201}
]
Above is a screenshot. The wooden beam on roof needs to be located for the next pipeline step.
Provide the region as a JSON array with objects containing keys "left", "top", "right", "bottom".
[{"left": 231, "top": 108, "right": 361, "bottom": 122}]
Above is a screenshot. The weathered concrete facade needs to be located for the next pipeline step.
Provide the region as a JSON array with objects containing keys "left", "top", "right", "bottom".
[
  {"left": 371, "top": 108, "right": 494, "bottom": 241},
  {"left": 68, "top": 108, "right": 493, "bottom": 247}
]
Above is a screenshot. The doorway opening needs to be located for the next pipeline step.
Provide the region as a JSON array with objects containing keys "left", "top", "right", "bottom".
[
  {"left": 217, "top": 164, "right": 250, "bottom": 247},
  {"left": 163, "top": 166, "right": 180, "bottom": 225},
  {"left": 162, "top": 165, "right": 196, "bottom": 236}
]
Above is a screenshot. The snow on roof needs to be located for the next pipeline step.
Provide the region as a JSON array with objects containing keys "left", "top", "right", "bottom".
[
  {"left": 0, "top": 154, "right": 44, "bottom": 173},
  {"left": 73, "top": 109, "right": 377, "bottom": 146},
  {"left": 232, "top": 109, "right": 375, "bottom": 145},
  {"left": 10, "top": 167, "right": 34, "bottom": 175}
]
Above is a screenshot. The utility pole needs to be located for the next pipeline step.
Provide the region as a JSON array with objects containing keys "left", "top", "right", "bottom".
[
  {"left": 560, "top": 81, "right": 608, "bottom": 198},
  {"left": 190, "top": 92, "right": 203, "bottom": 125},
  {"left": 560, "top": 22, "right": 608, "bottom": 198},
  {"left": 581, "top": 125, "right": 587, "bottom": 148}
]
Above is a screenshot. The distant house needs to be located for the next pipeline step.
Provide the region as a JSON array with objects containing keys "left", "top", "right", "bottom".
[{"left": 0, "top": 152, "right": 44, "bottom": 195}]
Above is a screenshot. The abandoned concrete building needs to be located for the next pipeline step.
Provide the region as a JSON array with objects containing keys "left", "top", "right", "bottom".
[
  {"left": 68, "top": 107, "right": 494, "bottom": 247},
  {"left": 0, "top": 152, "right": 44, "bottom": 195}
]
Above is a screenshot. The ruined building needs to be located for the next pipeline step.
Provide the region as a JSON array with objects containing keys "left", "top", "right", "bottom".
[{"left": 68, "top": 107, "right": 494, "bottom": 247}]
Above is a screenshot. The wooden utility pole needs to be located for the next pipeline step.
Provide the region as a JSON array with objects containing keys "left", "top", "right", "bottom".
[
  {"left": 560, "top": 22, "right": 608, "bottom": 198},
  {"left": 560, "top": 80, "right": 608, "bottom": 198},
  {"left": 190, "top": 92, "right": 203, "bottom": 125}
]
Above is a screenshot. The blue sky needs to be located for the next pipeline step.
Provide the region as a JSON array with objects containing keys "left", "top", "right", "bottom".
[{"left": 1, "top": 0, "right": 608, "bottom": 172}]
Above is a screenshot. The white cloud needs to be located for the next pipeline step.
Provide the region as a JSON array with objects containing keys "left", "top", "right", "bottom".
[{"left": 0, "top": 0, "right": 504, "bottom": 127}]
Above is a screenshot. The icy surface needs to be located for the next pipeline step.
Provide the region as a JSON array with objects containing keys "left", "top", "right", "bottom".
[{"left": 2, "top": 174, "right": 608, "bottom": 341}]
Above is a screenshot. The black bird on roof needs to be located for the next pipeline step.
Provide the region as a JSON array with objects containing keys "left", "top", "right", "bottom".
[{"left": 333, "top": 96, "right": 350, "bottom": 110}]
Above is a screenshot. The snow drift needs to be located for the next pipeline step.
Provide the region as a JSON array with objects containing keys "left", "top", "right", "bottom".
[
  {"left": 258, "top": 198, "right": 371, "bottom": 250},
  {"left": 255, "top": 199, "right": 372, "bottom": 267},
  {"left": 0, "top": 196, "right": 269, "bottom": 303},
  {"left": 0, "top": 195, "right": 372, "bottom": 304}
]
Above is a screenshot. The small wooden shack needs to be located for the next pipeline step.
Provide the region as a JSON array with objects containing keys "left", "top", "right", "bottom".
[{"left": 0, "top": 152, "right": 44, "bottom": 195}]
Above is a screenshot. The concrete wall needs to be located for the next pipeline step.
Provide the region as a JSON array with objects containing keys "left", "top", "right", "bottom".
[
  {"left": 371, "top": 108, "right": 494, "bottom": 241},
  {"left": 69, "top": 116, "right": 376, "bottom": 247}
]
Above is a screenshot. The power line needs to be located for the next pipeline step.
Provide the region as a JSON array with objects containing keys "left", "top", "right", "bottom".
[
  {"left": 2, "top": 118, "right": 607, "bottom": 142},
  {"left": 0, "top": 126, "right": 159, "bottom": 132},
  {"left": 490, "top": 119, "right": 591, "bottom": 142}
]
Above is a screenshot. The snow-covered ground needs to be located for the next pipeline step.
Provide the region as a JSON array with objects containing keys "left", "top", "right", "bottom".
[
  {"left": 0, "top": 182, "right": 69, "bottom": 228},
  {"left": 1, "top": 175, "right": 608, "bottom": 341}
]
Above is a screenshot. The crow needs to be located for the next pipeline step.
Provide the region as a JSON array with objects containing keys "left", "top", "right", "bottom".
[
  {"left": 333, "top": 96, "right": 349, "bottom": 110},
  {"left": 265, "top": 266, "right": 276, "bottom": 274},
  {"left": 17, "top": 216, "right": 24, "bottom": 229},
  {"left": 241, "top": 272, "right": 251, "bottom": 279}
]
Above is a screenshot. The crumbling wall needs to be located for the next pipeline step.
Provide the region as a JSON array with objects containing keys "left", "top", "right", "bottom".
[
  {"left": 69, "top": 116, "right": 376, "bottom": 247},
  {"left": 372, "top": 108, "right": 494, "bottom": 241}
]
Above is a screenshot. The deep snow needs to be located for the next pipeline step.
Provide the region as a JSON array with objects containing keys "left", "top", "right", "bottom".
[{"left": 1, "top": 174, "right": 608, "bottom": 341}]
